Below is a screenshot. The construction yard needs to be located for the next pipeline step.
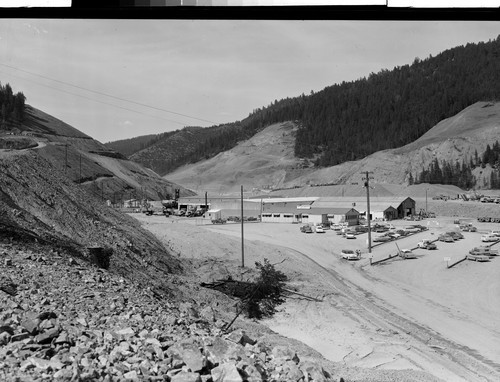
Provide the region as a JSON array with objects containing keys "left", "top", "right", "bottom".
[{"left": 135, "top": 212, "right": 500, "bottom": 382}]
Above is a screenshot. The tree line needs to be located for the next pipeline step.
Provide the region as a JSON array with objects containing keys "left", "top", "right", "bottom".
[
  {"left": 0, "top": 82, "right": 26, "bottom": 128},
  {"left": 107, "top": 35, "right": 500, "bottom": 175},
  {"left": 412, "top": 140, "right": 500, "bottom": 189}
]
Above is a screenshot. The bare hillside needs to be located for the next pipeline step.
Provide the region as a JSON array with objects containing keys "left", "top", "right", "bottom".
[
  {"left": 9, "top": 105, "right": 193, "bottom": 201},
  {"left": 166, "top": 121, "right": 303, "bottom": 194},
  {"left": 167, "top": 102, "right": 500, "bottom": 195}
]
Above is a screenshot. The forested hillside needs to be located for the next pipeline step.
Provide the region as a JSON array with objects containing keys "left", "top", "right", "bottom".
[
  {"left": 0, "top": 82, "right": 26, "bottom": 129},
  {"left": 109, "top": 36, "right": 500, "bottom": 175},
  {"left": 105, "top": 130, "right": 179, "bottom": 157}
]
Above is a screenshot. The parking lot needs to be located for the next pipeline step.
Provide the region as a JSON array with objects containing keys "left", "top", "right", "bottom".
[{"left": 203, "top": 216, "right": 500, "bottom": 371}]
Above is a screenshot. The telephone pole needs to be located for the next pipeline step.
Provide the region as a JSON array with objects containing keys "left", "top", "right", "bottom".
[
  {"left": 240, "top": 185, "right": 245, "bottom": 268},
  {"left": 362, "top": 171, "right": 374, "bottom": 253}
]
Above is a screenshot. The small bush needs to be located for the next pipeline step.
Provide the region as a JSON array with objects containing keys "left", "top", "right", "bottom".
[
  {"left": 245, "top": 259, "right": 287, "bottom": 319},
  {"left": 89, "top": 246, "right": 112, "bottom": 269}
]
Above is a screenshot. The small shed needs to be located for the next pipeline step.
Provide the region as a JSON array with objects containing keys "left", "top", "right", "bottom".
[
  {"left": 395, "top": 197, "right": 416, "bottom": 218},
  {"left": 384, "top": 206, "right": 398, "bottom": 220},
  {"left": 327, "top": 208, "right": 359, "bottom": 226}
]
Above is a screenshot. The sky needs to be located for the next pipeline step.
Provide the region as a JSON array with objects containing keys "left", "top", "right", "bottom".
[{"left": 0, "top": 20, "right": 499, "bottom": 143}]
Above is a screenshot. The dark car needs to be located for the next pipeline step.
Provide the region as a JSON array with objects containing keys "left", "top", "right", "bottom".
[
  {"left": 446, "top": 231, "right": 463, "bottom": 240},
  {"left": 438, "top": 234, "right": 454, "bottom": 242},
  {"left": 373, "top": 235, "right": 391, "bottom": 242},
  {"left": 212, "top": 218, "right": 227, "bottom": 224},
  {"left": 300, "top": 225, "right": 313, "bottom": 233}
]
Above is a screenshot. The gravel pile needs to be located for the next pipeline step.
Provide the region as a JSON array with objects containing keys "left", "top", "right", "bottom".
[{"left": 0, "top": 242, "right": 344, "bottom": 382}]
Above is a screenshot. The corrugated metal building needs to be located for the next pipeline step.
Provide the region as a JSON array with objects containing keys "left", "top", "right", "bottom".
[
  {"left": 261, "top": 203, "right": 359, "bottom": 225},
  {"left": 312, "top": 197, "right": 415, "bottom": 221}
]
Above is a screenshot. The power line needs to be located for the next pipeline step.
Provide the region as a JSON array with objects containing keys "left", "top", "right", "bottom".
[
  {"left": 0, "top": 69, "right": 188, "bottom": 126},
  {"left": 0, "top": 62, "right": 217, "bottom": 125}
]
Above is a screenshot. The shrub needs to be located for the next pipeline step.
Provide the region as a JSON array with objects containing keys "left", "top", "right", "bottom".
[{"left": 245, "top": 259, "right": 287, "bottom": 319}]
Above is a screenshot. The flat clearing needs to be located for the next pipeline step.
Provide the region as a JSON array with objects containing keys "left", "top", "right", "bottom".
[{"left": 135, "top": 213, "right": 500, "bottom": 382}]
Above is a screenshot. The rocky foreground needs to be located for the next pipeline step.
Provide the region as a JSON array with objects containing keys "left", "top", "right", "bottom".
[{"left": 0, "top": 240, "right": 344, "bottom": 382}]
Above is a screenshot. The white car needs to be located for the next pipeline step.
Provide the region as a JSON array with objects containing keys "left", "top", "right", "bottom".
[
  {"left": 345, "top": 232, "right": 356, "bottom": 239},
  {"left": 481, "top": 234, "right": 498, "bottom": 242},
  {"left": 399, "top": 249, "right": 417, "bottom": 259},
  {"left": 340, "top": 249, "right": 361, "bottom": 260},
  {"left": 315, "top": 226, "right": 325, "bottom": 233}
]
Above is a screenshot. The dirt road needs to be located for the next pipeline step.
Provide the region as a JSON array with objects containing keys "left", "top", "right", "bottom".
[{"left": 135, "top": 214, "right": 500, "bottom": 382}]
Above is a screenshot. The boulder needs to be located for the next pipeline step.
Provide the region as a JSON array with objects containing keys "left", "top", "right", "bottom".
[
  {"left": 226, "top": 330, "right": 256, "bottom": 346},
  {"left": 167, "top": 340, "right": 205, "bottom": 372},
  {"left": 170, "top": 371, "right": 202, "bottom": 382},
  {"left": 211, "top": 362, "right": 243, "bottom": 382}
]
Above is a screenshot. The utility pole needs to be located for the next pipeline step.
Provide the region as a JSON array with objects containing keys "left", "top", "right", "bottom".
[
  {"left": 426, "top": 188, "right": 428, "bottom": 214},
  {"left": 362, "top": 171, "right": 374, "bottom": 253},
  {"left": 241, "top": 185, "right": 245, "bottom": 268}
]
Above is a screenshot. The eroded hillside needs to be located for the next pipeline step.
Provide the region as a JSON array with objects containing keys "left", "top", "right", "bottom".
[
  {"left": 0, "top": 149, "right": 182, "bottom": 294},
  {"left": 7, "top": 105, "right": 194, "bottom": 201},
  {"left": 166, "top": 102, "right": 500, "bottom": 195},
  {"left": 166, "top": 121, "right": 305, "bottom": 194}
]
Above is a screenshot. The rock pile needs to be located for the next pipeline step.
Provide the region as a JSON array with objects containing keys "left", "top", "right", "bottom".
[{"left": 0, "top": 243, "right": 342, "bottom": 381}]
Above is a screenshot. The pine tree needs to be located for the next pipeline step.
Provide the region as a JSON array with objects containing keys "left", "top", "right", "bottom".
[{"left": 408, "top": 172, "right": 414, "bottom": 185}]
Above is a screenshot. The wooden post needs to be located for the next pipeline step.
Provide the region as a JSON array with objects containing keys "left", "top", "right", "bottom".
[{"left": 241, "top": 185, "right": 244, "bottom": 268}]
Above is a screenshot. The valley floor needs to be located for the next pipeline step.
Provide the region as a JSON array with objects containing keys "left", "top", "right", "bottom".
[{"left": 134, "top": 213, "right": 500, "bottom": 382}]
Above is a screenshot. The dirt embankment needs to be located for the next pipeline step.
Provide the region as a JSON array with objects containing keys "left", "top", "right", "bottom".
[{"left": 0, "top": 149, "right": 183, "bottom": 296}]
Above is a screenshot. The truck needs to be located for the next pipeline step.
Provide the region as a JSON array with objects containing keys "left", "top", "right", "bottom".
[
  {"left": 460, "top": 223, "right": 477, "bottom": 232},
  {"left": 417, "top": 239, "right": 437, "bottom": 250}
]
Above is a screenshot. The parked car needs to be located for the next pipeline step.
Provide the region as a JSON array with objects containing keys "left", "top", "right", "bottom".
[
  {"left": 399, "top": 249, "right": 417, "bottom": 259},
  {"left": 300, "top": 225, "right": 313, "bottom": 233},
  {"left": 460, "top": 224, "right": 477, "bottom": 232},
  {"left": 466, "top": 253, "right": 490, "bottom": 262},
  {"left": 387, "top": 233, "right": 401, "bottom": 240},
  {"left": 446, "top": 231, "right": 463, "bottom": 240},
  {"left": 438, "top": 234, "right": 454, "bottom": 243},
  {"left": 404, "top": 226, "right": 421, "bottom": 234},
  {"left": 340, "top": 249, "right": 361, "bottom": 260},
  {"left": 373, "top": 235, "right": 391, "bottom": 242},
  {"left": 212, "top": 218, "right": 227, "bottom": 224},
  {"left": 481, "top": 234, "right": 497, "bottom": 242},
  {"left": 331, "top": 224, "right": 342, "bottom": 231},
  {"left": 417, "top": 239, "right": 437, "bottom": 250},
  {"left": 315, "top": 226, "right": 325, "bottom": 233},
  {"left": 490, "top": 230, "right": 500, "bottom": 237},
  {"left": 354, "top": 226, "right": 369, "bottom": 233},
  {"left": 345, "top": 232, "right": 356, "bottom": 239},
  {"left": 469, "top": 246, "right": 498, "bottom": 258},
  {"left": 409, "top": 224, "right": 428, "bottom": 231}
]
